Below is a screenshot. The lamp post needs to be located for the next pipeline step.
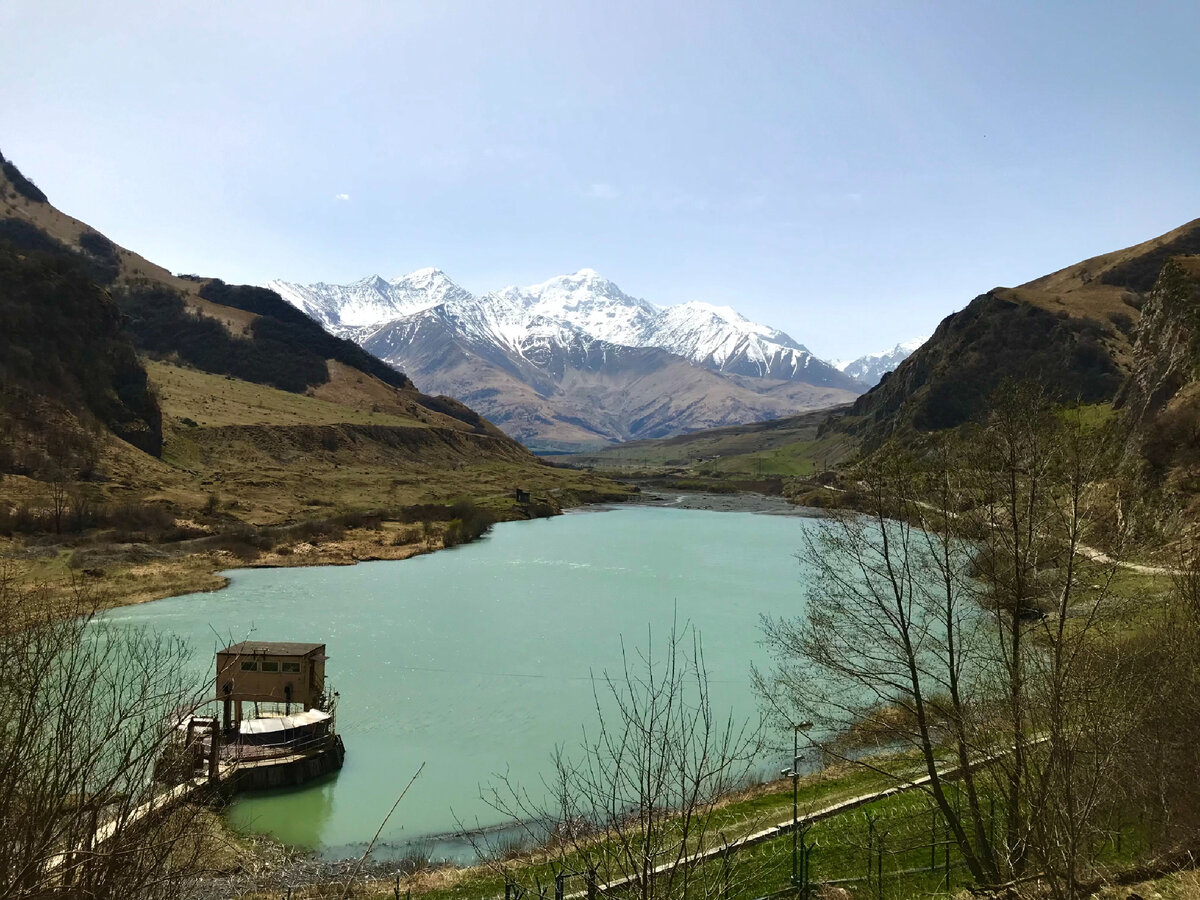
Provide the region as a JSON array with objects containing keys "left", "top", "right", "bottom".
[{"left": 782, "top": 722, "right": 814, "bottom": 898}]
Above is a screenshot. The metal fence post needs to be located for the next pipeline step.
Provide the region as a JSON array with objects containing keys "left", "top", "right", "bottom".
[
  {"left": 865, "top": 813, "right": 876, "bottom": 895},
  {"left": 799, "top": 825, "right": 812, "bottom": 900},
  {"left": 930, "top": 811, "right": 937, "bottom": 872},
  {"left": 943, "top": 817, "right": 951, "bottom": 891},
  {"left": 875, "top": 832, "right": 884, "bottom": 900}
]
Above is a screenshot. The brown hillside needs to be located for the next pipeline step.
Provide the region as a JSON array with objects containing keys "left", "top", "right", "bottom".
[
  {"left": 0, "top": 152, "right": 630, "bottom": 614},
  {"left": 0, "top": 153, "right": 516, "bottom": 443},
  {"left": 842, "top": 219, "right": 1200, "bottom": 448}
]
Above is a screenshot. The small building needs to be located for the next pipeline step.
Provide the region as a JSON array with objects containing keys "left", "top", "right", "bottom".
[
  {"left": 160, "top": 640, "right": 344, "bottom": 792},
  {"left": 215, "top": 641, "right": 327, "bottom": 730},
  {"left": 514, "top": 487, "right": 531, "bottom": 504}
]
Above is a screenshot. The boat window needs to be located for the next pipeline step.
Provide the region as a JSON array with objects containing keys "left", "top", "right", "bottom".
[
  {"left": 261, "top": 661, "right": 280, "bottom": 672},
  {"left": 240, "top": 661, "right": 257, "bottom": 671},
  {"left": 282, "top": 662, "right": 301, "bottom": 673}
]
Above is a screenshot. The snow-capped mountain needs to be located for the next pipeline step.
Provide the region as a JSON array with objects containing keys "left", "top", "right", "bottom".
[
  {"left": 271, "top": 268, "right": 853, "bottom": 387},
  {"left": 265, "top": 268, "right": 472, "bottom": 331},
  {"left": 269, "top": 268, "right": 863, "bottom": 450},
  {"left": 835, "top": 337, "right": 929, "bottom": 387}
]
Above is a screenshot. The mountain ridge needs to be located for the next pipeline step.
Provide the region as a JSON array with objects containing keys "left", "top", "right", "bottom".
[
  {"left": 270, "top": 268, "right": 861, "bottom": 450},
  {"left": 834, "top": 337, "right": 929, "bottom": 387},
  {"left": 836, "top": 219, "right": 1200, "bottom": 451},
  {"left": 270, "top": 268, "right": 855, "bottom": 386}
]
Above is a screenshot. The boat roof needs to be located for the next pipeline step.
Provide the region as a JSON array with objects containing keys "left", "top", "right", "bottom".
[
  {"left": 239, "top": 709, "right": 332, "bottom": 735},
  {"left": 219, "top": 641, "right": 325, "bottom": 657}
]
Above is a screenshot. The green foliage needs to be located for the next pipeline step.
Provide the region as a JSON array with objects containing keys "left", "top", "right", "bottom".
[
  {"left": 409, "top": 393, "right": 487, "bottom": 430},
  {"left": 0, "top": 218, "right": 119, "bottom": 283},
  {"left": 199, "top": 279, "right": 413, "bottom": 390},
  {"left": 853, "top": 293, "right": 1124, "bottom": 446},
  {"left": 76, "top": 229, "right": 121, "bottom": 283},
  {"left": 0, "top": 218, "right": 62, "bottom": 255},
  {"left": 1107, "top": 309, "right": 1135, "bottom": 335},
  {"left": 440, "top": 500, "right": 496, "bottom": 547},
  {"left": 114, "top": 283, "right": 329, "bottom": 392}
]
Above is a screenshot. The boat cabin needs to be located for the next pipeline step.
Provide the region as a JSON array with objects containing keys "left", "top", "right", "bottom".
[{"left": 215, "top": 641, "right": 327, "bottom": 731}]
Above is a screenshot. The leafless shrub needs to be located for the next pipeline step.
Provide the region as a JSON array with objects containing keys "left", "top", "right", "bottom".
[
  {"left": 0, "top": 564, "right": 212, "bottom": 899},
  {"left": 469, "top": 619, "right": 763, "bottom": 900}
]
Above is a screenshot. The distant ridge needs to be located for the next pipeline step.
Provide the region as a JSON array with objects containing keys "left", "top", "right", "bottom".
[{"left": 271, "top": 269, "right": 861, "bottom": 450}]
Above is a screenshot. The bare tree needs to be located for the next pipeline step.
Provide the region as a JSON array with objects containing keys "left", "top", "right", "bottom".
[
  {"left": 471, "top": 621, "right": 762, "bottom": 900},
  {"left": 756, "top": 384, "right": 1136, "bottom": 897},
  {"left": 1100, "top": 548, "right": 1200, "bottom": 873},
  {"left": 0, "top": 565, "right": 213, "bottom": 899}
]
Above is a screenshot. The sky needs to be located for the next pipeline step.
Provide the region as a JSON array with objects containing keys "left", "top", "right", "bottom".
[{"left": 2, "top": 1, "right": 1199, "bottom": 361}]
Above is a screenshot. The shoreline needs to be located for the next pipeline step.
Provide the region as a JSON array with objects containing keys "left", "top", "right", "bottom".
[
  {"left": 52, "top": 486, "right": 825, "bottom": 619},
  {"left": 621, "top": 488, "right": 826, "bottom": 516}
]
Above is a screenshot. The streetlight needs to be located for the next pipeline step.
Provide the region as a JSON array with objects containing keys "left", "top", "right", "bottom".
[{"left": 781, "top": 722, "right": 814, "bottom": 898}]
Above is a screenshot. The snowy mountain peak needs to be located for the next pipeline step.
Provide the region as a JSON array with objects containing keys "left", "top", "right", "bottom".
[
  {"left": 349, "top": 273, "right": 389, "bottom": 289},
  {"left": 391, "top": 267, "right": 453, "bottom": 287},
  {"left": 835, "top": 336, "right": 929, "bottom": 387},
  {"left": 267, "top": 267, "right": 471, "bottom": 332},
  {"left": 270, "top": 267, "right": 860, "bottom": 389}
]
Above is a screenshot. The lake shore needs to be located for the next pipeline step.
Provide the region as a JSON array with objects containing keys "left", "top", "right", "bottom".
[
  {"left": 113, "top": 504, "right": 820, "bottom": 869},
  {"left": 9, "top": 484, "right": 823, "bottom": 623},
  {"left": 610, "top": 488, "right": 826, "bottom": 516}
]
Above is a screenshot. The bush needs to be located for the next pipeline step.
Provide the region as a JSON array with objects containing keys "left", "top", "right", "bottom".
[
  {"left": 0, "top": 497, "right": 177, "bottom": 538},
  {"left": 417, "top": 394, "right": 486, "bottom": 430},
  {"left": 77, "top": 230, "right": 121, "bottom": 283},
  {"left": 0, "top": 239, "right": 162, "bottom": 456},
  {"left": 200, "top": 280, "right": 413, "bottom": 390},
  {"left": 1101, "top": 225, "right": 1200, "bottom": 293},
  {"left": 1107, "top": 310, "right": 1135, "bottom": 336},
  {"left": 114, "top": 284, "right": 327, "bottom": 393},
  {"left": 441, "top": 500, "right": 495, "bottom": 547}
]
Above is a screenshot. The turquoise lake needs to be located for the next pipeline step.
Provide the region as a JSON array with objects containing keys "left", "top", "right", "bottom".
[{"left": 102, "top": 505, "right": 821, "bottom": 860}]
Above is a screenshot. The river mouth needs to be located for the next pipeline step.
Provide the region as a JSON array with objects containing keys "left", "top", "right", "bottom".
[{"left": 104, "top": 505, "right": 819, "bottom": 862}]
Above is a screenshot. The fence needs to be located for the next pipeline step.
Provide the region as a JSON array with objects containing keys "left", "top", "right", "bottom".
[{"left": 496, "top": 788, "right": 977, "bottom": 900}]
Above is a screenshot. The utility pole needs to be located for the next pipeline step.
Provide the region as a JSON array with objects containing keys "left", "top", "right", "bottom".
[{"left": 792, "top": 725, "right": 799, "bottom": 885}]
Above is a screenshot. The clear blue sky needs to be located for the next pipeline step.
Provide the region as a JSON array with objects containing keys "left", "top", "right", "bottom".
[{"left": 2, "top": 1, "right": 1198, "bottom": 360}]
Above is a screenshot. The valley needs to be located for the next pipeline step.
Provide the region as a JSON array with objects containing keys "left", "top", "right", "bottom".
[
  {"left": 8, "top": 6, "right": 1200, "bottom": 900},
  {"left": 0, "top": 155, "right": 632, "bottom": 618},
  {"left": 6, "top": 146, "right": 1200, "bottom": 900}
]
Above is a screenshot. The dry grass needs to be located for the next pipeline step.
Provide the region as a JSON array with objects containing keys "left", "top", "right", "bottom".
[
  {"left": 1094, "top": 868, "right": 1200, "bottom": 899},
  {"left": 561, "top": 407, "right": 849, "bottom": 475},
  {"left": 147, "top": 359, "right": 428, "bottom": 428}
]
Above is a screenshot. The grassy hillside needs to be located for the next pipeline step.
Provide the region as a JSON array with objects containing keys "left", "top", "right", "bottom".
[
  {"left": 566, "top": 223, "right": 1200, "bottom": 515},
  {"left": 147, "top": 359, "right": 428, "bottom": 429},
  {"left": 560, "top": 406, "right": 857, "bottom": 503},
  {"left": 0, "top": 151, "right": 631, "bottom": 614},
  {"left": 0, "top": 230, "right": 162, "bottom": 467},
  {"left": 841, "top": 220, "right": 1200, "bottom": 450}
]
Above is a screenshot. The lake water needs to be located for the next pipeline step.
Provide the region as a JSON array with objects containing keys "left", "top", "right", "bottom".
[{"left": 102, "top": 505, "right": 820, "bottom": 860}]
